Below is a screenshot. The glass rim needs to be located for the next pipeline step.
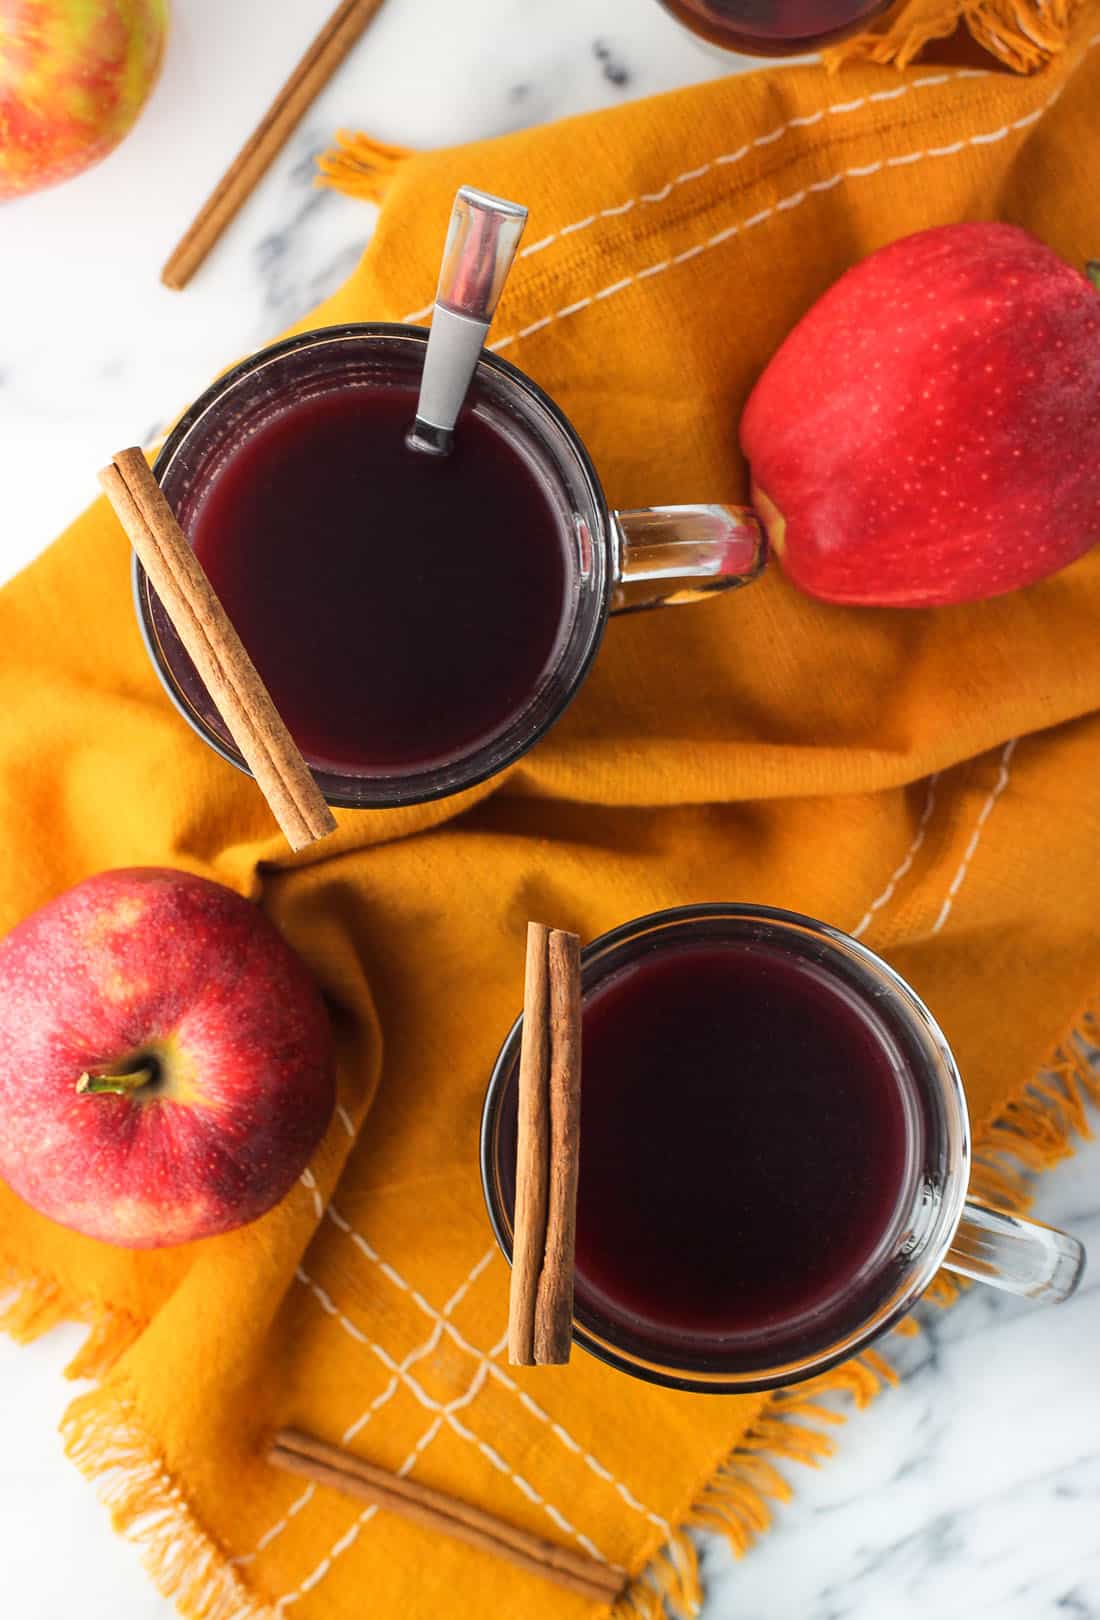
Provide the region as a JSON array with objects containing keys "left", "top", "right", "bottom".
[
  {"left": 480, "top": 901, "right": 973, "bottom": 1394},
  {"left": 134, "top": 321, "right": 613, "bottom": 810}
]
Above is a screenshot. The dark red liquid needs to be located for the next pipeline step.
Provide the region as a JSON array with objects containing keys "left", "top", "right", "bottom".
[
  {"left": 188, "top": 385, "right": 571, "bottom": 775},
  {"left": 657, "top": 0, "right": 889, "bottom": 54},
  {"left": 574, "top": 941, "right": 912, "bottom": 1352}
]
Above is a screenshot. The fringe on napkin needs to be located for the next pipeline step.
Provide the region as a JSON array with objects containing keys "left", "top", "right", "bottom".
[
  {"left": 0, "top": 1265, "right": 143, "bottom": 1380},
  {"left": 315, "top": 132, "right": 414, "bottom": 204},
  {"left": 825, "top": 0, "right": 1082, "bottom": 72},
  {"left": 27, "top": 1000, "right": 1096, "bottom": 1620},
  {"left": 63, "top": 1384, "right": 283, "bottom": 1620}
]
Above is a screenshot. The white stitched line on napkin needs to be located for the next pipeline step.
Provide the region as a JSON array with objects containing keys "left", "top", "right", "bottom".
[
  {"left": 851, "top": 772, "right": 942, "bottom": 940},
  {"left": 274, "top": 1406, "right": 446, "bottom": 1608},
  {"left": 280, "top": 1417, "right": 443, "bottom": 1605},
  {"left": 393, "top": 31, "right": 1100, "bottom": 343},
  {"left": 335, "top": 1103, "right": 356, "bottom": 1136},
  {"left": 484, "top": 1367, "right": 667, "bottom": 1530},
  {"left": 930, "top": 738, "right": 1018, "bottom": 935},
  {"left": 441, "top": 1246, "right": 497, "bottom": 1315},
  {"left": 324, "top": 1204, "right": 487, "bottom": 1312},
  {"left": 296, "top": 1267, "right": 616, "bottom": 1562},
  {"left": 237, "top": 1247, "right": 498, "bottom": 1568},
  {"left": 323, "top": 1204, "right": 670, "bottom": 1531},
  {"left": 480, "top": 74, "right": 1080, "bottom": 357},
  {"left": 497, "top": 67, "right": 991, "bottom": 265},
  {"left": 441, "top": 1407, "right": 612, "bottom": 1560},
  {"left": 341, "top": 1321, "right": 446, "bottom": 1443},
  {"left": 234, "top": 1480, "right": 318, "bottom": 1566},
  {"left": 298, "top": 1168, "right": 324, "bottom": 1220},
  {"left": 341, "top": 1374, "right": 399, "bottom": 1445},
  {"left": 274, "top": 1322, "right": 623, "bottom": 1615}
]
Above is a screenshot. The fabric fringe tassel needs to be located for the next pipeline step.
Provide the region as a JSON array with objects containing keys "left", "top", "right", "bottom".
[
  {"left": 823, "top": 0, "right": 1080, "bottom": 73},
  {"left": 0, "top": 1269, "right": 70, "bottom": 1346},
  {"left": 0, "top": 1011, "right": 1090, "bottom": 1620},
  {"left": 314, "top": 131, "right": 414, "bottom": 204},
  {"left": 0, "top": 1265, "right": 142, "bottom": 1380},
  {"left": 65, "top": 1309, "right": 147, "bottom": 1381},
  {"left": 62, "top": 1384, "right": 282, "bottom": 1620}
]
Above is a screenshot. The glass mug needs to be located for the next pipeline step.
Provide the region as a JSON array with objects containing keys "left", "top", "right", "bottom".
[
  {"left": 134, "top": 325, "right": 764, "bottom": 810},
  {"left": 480, "top": 904, "right": 1085, "bottom": 1393}
]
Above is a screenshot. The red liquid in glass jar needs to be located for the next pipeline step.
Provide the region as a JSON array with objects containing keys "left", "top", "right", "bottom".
[
  {"left": 574, "top": 940, "right": 912, "bottom": 1350},
  {"left": 657, "top": 0, "right": 889, "bottom": 54},
  {"left": 188, "top": 384, "right": 571, "bottom": 775}
]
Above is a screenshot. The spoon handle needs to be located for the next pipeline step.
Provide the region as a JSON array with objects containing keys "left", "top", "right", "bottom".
[{"left": 409, "top": 187, "right": 528, "bottom": 455}]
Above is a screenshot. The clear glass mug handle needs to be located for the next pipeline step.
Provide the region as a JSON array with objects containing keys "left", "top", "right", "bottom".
[
  {"left": 611, "top": 505, "right": 766, "bottom": 613},
  {"left": 944, "top": 1198, "right": 1085, "bottom": 1304}
]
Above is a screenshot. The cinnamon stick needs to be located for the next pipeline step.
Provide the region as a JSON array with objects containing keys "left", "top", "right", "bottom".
[
  {"left": 508, "top": 922, "right": 582, "bottom": 1366},
  {"left": 270, "top": 1429, "right": 622, "bottom": 1603},
  {"left": 99, "top": 448, "right": 336, "bottom": 852},
  {"left": 508, "top": 923, "right": 551, "bottom": 1364},
  {"left": 534, "top": 928, "right": 582, "bottom": 1364},
  {"left": 161, "top": 0, "right": 388, "bottom": 291}
]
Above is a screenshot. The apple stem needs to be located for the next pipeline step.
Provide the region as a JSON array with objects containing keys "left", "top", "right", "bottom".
[
  {"left": 1087, "top": 260, "right": 1100, "bottom": 294},
  {"left": 76, "top": 1065, "right": 156, "bottom": 1097}
]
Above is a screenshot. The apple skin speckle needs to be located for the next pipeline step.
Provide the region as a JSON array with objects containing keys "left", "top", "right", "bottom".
[
  {"left": 740, "top": 223, "right": 1100, "bottom": 608},
  {"left": 0, "top": 868, "right": 335, "bottom": 1248}
]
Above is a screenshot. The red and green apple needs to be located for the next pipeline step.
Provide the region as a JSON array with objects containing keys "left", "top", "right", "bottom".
[
  {"left": 0, "top": 0, "right": 168, "bottom": 199},
  {"left": 0, "top": 868, "right": 335, "bottom": 1248}
]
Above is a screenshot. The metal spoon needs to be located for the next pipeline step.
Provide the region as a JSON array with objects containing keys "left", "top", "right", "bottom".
[{"left": 406, "top": 186, "right": 528, "bottom": 457}]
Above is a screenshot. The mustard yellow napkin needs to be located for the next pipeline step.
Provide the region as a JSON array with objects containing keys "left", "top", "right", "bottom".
[{"left": 2, "top": 13, "right": 1100, "bottom": 1618}]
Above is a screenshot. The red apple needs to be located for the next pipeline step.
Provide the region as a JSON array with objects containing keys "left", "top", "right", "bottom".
[
  {"left": 740, "top": 223, "right": 1100, "bottom": 607},
  {"left": 0, "top": 0, "right": 168, "bottom": 200},
  {"left": 0, "top": 868, "right": 335, "bottom": 1247}
]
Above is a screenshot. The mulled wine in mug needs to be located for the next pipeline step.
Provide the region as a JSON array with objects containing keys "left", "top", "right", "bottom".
[
  {"left": 481, "top": 904, "right": 1085, "bottom": 1392},
  {"left": 134, "top": 325, "right": 763, "bottom": 810}
]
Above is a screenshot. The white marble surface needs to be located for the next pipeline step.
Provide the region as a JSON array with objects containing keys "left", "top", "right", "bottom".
[{"left": 2, "top": 2, "right": 1098, "bottom": 1617}]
